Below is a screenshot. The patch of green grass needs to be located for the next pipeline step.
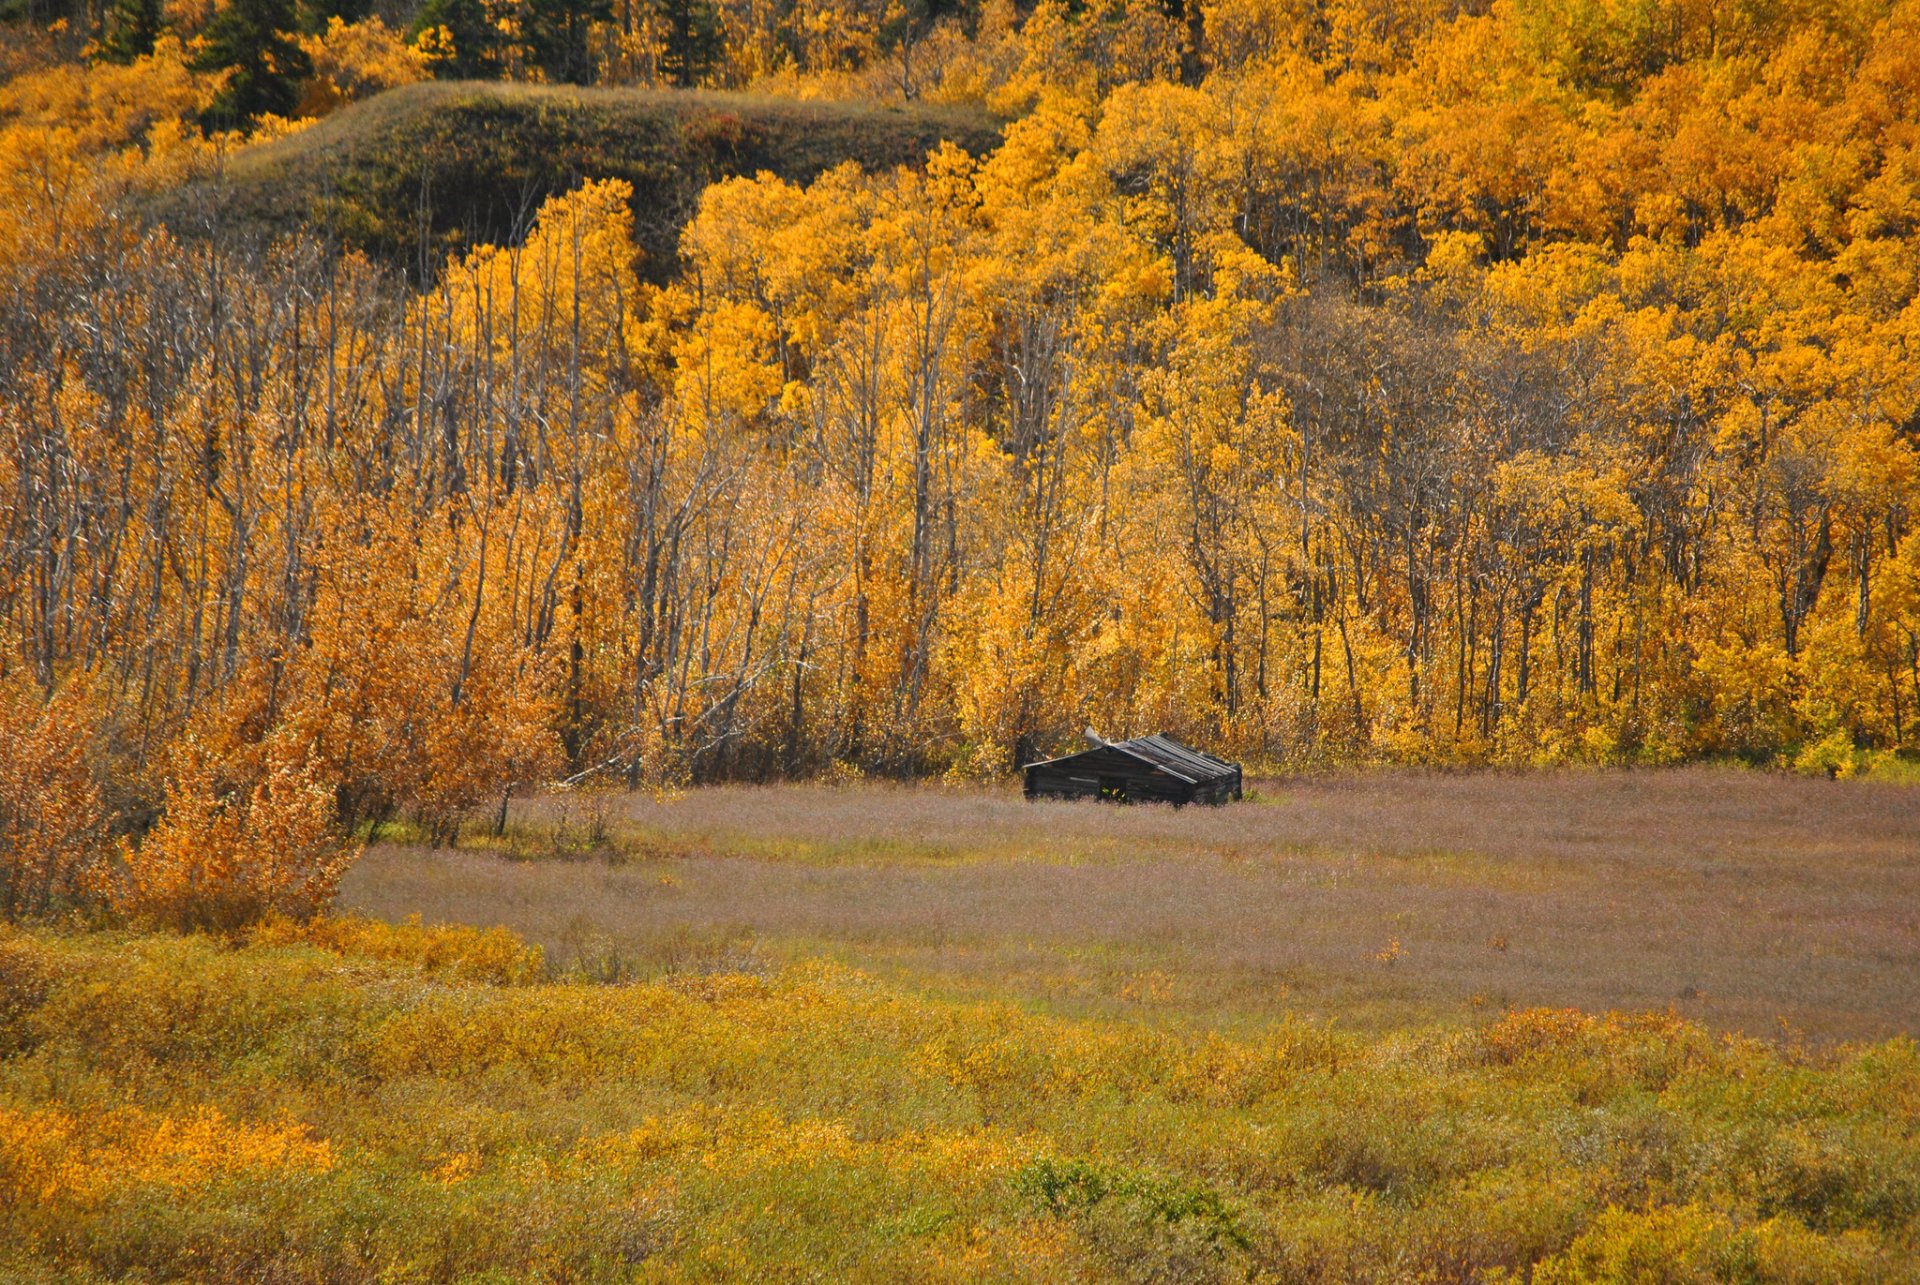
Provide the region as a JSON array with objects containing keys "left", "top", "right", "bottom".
[
  {"left": 1860, "top": 750, "right": 1920, "bottom": 784},
  {"left": 354, "top": 816, "right": 430, "bottom": 845}
]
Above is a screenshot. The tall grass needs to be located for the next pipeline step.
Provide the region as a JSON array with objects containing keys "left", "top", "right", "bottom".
[{"left": 345, "top": 768, "right": 1920, "bottom": 1040}]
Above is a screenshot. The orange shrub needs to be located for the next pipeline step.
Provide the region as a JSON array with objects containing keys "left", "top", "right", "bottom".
[
  {"left": 0, "top": 1103, "right": 333, "bottom": 1209},
  {"left": 253, "top": 912, "right": 545, "bottom": 984},
  {"left": 0, "top": 928, "right": 56, "bottom": 1057},
  {"left": 1477, "top": 1007, "right": 1598, "bottom": 1065},
  {"left": 0, "top": 675, "right": 108, "bottom": 921},
  {"left": 113, "top": 738, "right": 360, "bottom": 935}
]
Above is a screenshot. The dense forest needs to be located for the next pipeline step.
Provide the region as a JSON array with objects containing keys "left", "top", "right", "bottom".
[{"left": 3, "top": 0, "right": 1919, "bottom": 914}]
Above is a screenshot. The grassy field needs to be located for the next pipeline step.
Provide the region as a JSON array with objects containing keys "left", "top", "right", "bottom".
[
  {"left": 4, "top": 769, "right": 1918, "bottom": 1280},
  {"left": 344, "top": 768, "right": 1920, "bottom": 1042},
  {"left": 169, "top": 81, "right": 1000, "bottom": 274}
]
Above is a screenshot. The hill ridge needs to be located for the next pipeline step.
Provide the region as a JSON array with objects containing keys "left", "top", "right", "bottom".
[{"left": 173, "top": 80, "right": 1002, "bottom": 275}]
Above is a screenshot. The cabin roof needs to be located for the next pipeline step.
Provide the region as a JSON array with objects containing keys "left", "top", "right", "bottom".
[
  {"left": 1021, "top": 733, "right": 1240, "bottom": 784},
  {"left": 1120, "top": 733, "right": 1239, "bottom": 782}
]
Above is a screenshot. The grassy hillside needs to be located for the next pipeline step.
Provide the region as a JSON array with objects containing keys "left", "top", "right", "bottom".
[{"left": 177, "top": 81, "right": 1001, "bottom": 275}]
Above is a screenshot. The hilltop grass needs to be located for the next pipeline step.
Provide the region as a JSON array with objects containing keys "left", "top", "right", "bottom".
[
  {"left": 170, "top": 81, "right": 1000, "bottom": 274},
  {"left": 1, "top": 919, "right": 1917, "bottom": 1282}
]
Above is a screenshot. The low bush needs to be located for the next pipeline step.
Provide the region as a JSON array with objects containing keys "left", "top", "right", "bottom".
[
  {"left": 111, "top": 738, "right": 359, "bottom": 936},
  {"left": 1530, "top": 1203, "right": 1891, "bottom": 1283},
  {"left": 0, "top": 929, "right": 1914, "bottom": 1281},
  {"left": 0, "top": 930, "right": 55, "bottom": 1059},
  {"left": 0, "top": 675, "right": 109, "bottom": 922},
  {"left": 252, "top": 912, "right": 545, "bottom": 985}
]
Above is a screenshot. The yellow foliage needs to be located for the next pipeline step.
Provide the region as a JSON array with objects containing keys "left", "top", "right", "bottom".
[
  {"left": 252, "top": 912, "right": 546, "bottom": 984},
  {"left": 1533, "top": 1203, "right": 1885, "bottom": 1283},
  {"left": 1477, "top": 1006, "right": 1599, "bottom": 1065},
  {"left": 0, "top": 928, "right": 1913, "bottom": 1278},
  {"left": 0, "top": 1103, "right": 332, "bottom": 1208},
  {"left": 585, "top": 1101, "right": 1042, "bottom": 1191},
  {"left": 297, "top": 17, "right": 427, "bottom": 116},
  {"left": 4, "top": 0, "right": 1920, "bottom": 835}
]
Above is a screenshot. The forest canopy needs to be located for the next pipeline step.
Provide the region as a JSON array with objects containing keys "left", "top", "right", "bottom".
[{"left": 2, "top": 0, "right": 1919, "bottom": 914}]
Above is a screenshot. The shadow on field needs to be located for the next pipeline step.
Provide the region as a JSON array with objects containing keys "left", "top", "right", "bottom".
[{"left": 339, "top": 767, "right": 1920, "bottom": 1041}]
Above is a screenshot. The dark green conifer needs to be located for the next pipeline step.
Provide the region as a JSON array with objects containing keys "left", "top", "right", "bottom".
[
  {"left": 191, "top": 0, "right": 314, "bottom": 126},
  {"left": 95, "top": 0, "right": 163, "bottom": 63},
  {"left": 525, "top": 0, "right": 611, "bottom": 84},
  {"left": 411, "top": 0, "right": 503, "bottom": 78},
  {"left": 655, "top": 0, "right": 719, "bottom": 87}
]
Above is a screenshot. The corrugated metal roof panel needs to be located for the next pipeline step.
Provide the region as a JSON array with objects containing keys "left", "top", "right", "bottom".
[
  {"left": 1117, "top": 734, "right": 1238, "bottom": 782},
  {"left": 1020, "top": 734, "right": 1239, "bottom": 784}
]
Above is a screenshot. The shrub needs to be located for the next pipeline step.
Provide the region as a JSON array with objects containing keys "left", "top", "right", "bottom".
[
  {"left": 3, "top": 931, "right": 1917, "bottom": 1281},
  {"left": 0, "top": 1103, "right": 334, "bottom": 1210},
  {"left": 112, "top": 738, "right": 360, "bottom": 935},
  {"left": 0, "top": 928, "right": 56, "bottom": 1058},
  {"left": 1014, "top": 1155, "right": 1251, "bottom": 1282},
  {"left": 252, "top": 913, "right": 545, "bottom": 985},
  {"left": 1791, "top": 730, "right": 1860, "bottom": 780},
  {"left": 1478, "top": 1007, "right": 1597, "bottom": 1065},
  {"left": 0, "top": 675, "right": 108, "bottom": 921},
  {"left": 1531, "top": 1203, "right": 1888, "bottom": 1283}
]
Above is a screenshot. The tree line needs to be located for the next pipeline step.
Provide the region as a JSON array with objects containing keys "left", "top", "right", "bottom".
[{"left": 1, "top": 0, "right": 1918, "bottom": 921}]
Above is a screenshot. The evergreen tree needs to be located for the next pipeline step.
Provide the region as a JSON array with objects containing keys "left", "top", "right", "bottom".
[
  {"left": 191, "top": 0, "right": 313, "bottom": 125},
  {"left": 525, "top": 0, "right": 611, "bottom": 83},
  {"left": 95, "top": 0, "right": 163, "bottom": 62},
  {"left": 411, "top": 0, "right": 504, "bottom": 78},
  {"left": 656, "top": 0, "right": 720, "bottom": 87},
  {"left": 298, "top": 0, "right": 367, "bottom": 32}
]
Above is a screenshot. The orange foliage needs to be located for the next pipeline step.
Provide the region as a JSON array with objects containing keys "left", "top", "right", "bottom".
[
  {"left": 0, "top": 0, "right": 1918, "bottom": 908},
  {"left": 0, "top": 1103, "right": 333, "bottom": 1208},
  {"left": 296, "top": 18, "right": 427, "bottom": 115},
  {"left": 0, "top": 676, "right": 108, "bottom": 921},
  {"left": 252, "top": 912, "right": 546, "bottom": 983},
  {"left": 112, "top": 737, "right": 360, "bottom": 935}
]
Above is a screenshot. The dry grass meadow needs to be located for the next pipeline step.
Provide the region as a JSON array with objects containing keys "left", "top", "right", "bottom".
[
  {"left": 343, "top": 767, "right": 1920, "bottom": 1042},
  {"left": 10, "top": 766, "right": 1920, "bottom": 1279}
]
